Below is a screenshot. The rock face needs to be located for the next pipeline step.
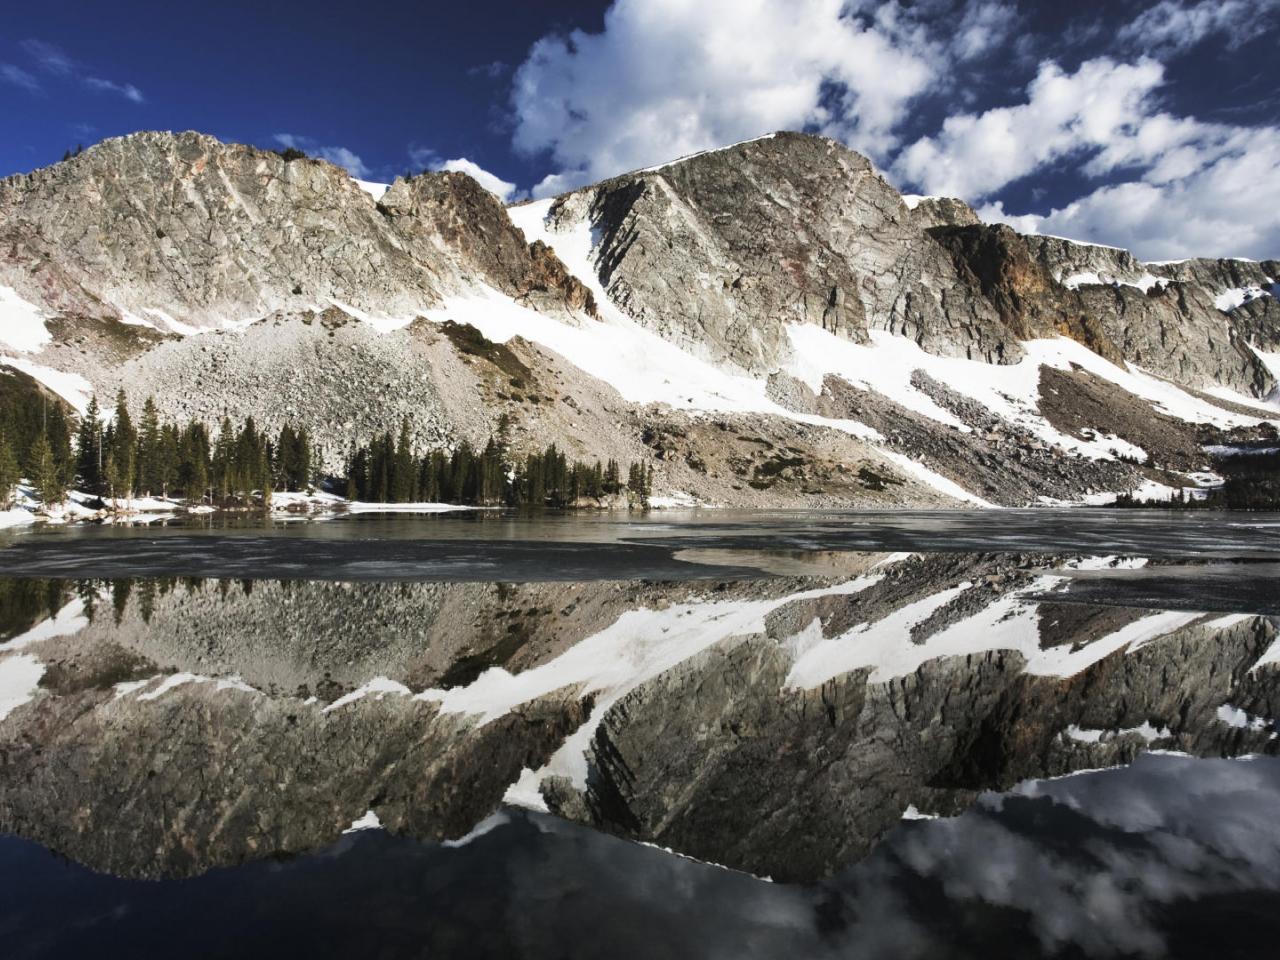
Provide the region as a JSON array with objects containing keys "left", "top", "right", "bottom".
[
  {"left": 927, "top": 224, "right": 1123, "bottom": 364},
  {"left": 907, "top": 195, "right": 981, "bottom": 229},
  {"left": 1078, "top": 281, "right": 1271, "bottom": 396},
  {"left": 546, "top": 132, "right": 1019, "bottom": 372},
  {"left": 542, "top": 131, "right": 1278, "bottom": 394},
  {"left": 0, "top": 131, "right": 589, "bottom": 330}
]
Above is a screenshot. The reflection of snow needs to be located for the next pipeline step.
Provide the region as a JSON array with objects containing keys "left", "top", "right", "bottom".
[
  {"left": 1063, "top": 721, "right": 1170, "bottom": 744},
  {"left": 343, "top": 809, "right": 383, "bottom": 833},
  {"left": 0, "top": 653, "right": 45, "bottom": 721},
  {"left": 0, "top": 598, "right": 87, "bottom": 651},
  {"left": 468, "top": 574, "right": 889, "bottom": 803}
]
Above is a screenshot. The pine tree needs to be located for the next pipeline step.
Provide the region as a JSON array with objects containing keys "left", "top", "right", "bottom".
[
  {"left": 212, "top": 416, "right": 234, "bottom": 501},
  {"left": 30, "top": 434, "right": 64, "bottom": 507},
  {"left": 137, "top": 397, "right": 161, "bottom": 496},
  {"left": 179, "top": 422, "right": 210, "bottom": 502},
  {"left": 391, "top": 418, "right": 415, "bottom": 502},
  {"left": 109, "top": 390, "right": 136, "bottom": 502},
  {"left": 157, "top": 423, "right": 180, "bottom": 497},
  {"left": 75, "top": 395, "right": 104, "bottom": 495},
  {"left": 0, "top": 432, "right": 18, "bottom": 507}
]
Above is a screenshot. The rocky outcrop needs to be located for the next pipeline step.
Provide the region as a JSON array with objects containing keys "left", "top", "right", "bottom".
[
  {"left": 0, "top": 678, "right": 590, "bottom": 879},
  {"left": 377, "top": 171, "right": 596, "bottom": 319},
  {"left": 1023, "top": 234, "right": 1150, "bottom": 286},
  {"left": 546, "top": 132, "right": 1021, "bottom": 373},
  {"left": 908, "top": 195, "right": 981, "bottom": 229},
  {"left": 1149, "top": 256, "right": 1280, "bottom": 292},
  {"left": 1077, "top": 281, "right": 1274, "bottom": 396},
  {"left": 0, "top": 131, "right": 592, "bottom": 330},
  {"left": 927, "top": 224, "right": 1123, "bottom": 364}
]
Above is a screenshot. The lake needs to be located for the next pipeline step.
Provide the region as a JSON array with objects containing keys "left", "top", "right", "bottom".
[{"left": 1, "top": 509, "right": 1278, "bottom": 958}]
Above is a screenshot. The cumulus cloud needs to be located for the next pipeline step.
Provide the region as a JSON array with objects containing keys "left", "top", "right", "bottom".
[
  {"left": 435, "top": 157, "right": 519, "bottom": 202},
  {"left": 511, "top": 0, "right": 947, "bottom": 195},
  {"left": 273, "top": 133, "right": 370, "bottom": 178},
  {"left": 981, "top": 123, "right": 1280, "bottom": 260},
  {"left": 951, "top": 0, "right": 1019, "bottom": 62},
  {"left": 1118, "top": 0, "right": 1280, "bottom": 57},
  {"left": 892, "top": 57, "right": 1166, "bottom": 201},
  {"left": 892, "top": 48, "right": 1280, "bottom": 260}
]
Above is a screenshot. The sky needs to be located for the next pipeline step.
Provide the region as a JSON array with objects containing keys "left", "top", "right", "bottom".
[{"left": 2, "top": 0, "right": 1279, "bottom": 260}]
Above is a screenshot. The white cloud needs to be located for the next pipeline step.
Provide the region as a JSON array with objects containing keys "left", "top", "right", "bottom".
[
  {"left": 20, "top": 39, "right": 74, "bottom": 76},
  {"left": 951, "top": 0, "right": 1019, "bottom": 62},
  {"left": 84, "top": 76, "right": 145, "bottom": 103},
  {"left": 435, "top": 157, "right": 519, "bottom": 202},
  {"left": 9, "top": 39, "right": 144, "bottom": 104},
  {"left": 529, "top": 170, "right": 581, "bottom": 201},
  {"left": 273, "top": 133, "right": 370, "bottom": 178},
  {"left": 1118, "top": 0, "right": 1280, "bottom": 57},
  {"left": 407, "top": 144, "right": 438, "bottom": 170},
  {"left": 892, "top": 57, "right": 1166, "bottom": 200},
  {"left": 1, "top": 63, "right": 40, "bottom": 92},
  {"left": 982, "top": 124, "right": 1280, "bottom": 261},
  {"left": 510, "top": 0, "right": 945, "bottom": 192}
]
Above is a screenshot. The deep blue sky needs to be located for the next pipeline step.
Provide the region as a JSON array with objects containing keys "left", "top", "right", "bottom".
[
  {"left": 3, "top": 1, "right": 1279, "bottom": 258},
  {"left": 2, "top": 0, "right": 608, "bottom": 182}
]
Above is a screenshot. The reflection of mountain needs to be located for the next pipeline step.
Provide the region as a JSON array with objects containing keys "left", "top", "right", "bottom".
[
  {"left": 6, "top": 756, "right": 1280, "bottom": 960},
  {"left": 0, "top": 555, "right": 1277, "bottom": 881}
]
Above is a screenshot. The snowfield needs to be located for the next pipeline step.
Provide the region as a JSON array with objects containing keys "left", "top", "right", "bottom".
[{"left": 0, "top": 286, "right": 51, "bottom": 353}]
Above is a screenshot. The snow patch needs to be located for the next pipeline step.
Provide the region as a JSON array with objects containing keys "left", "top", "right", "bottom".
[
  {"left": 1215, "top": 285, "right": 1271, "bottom": 312},
  {"left": 0, "top": 506, "right": 36, "bottom": 529},
  {"left": 1061, "top": 271, "right": 1168, "bottom": 293},
  {"left": 0, "top": 286, "right": 51, "bottom": 353},
  {"left": 353, "top": 179, "right": 390, "bottom": 201},
  {"left": 0, "top": 654, "right": 45, "bottom": 721},
  {"left": 0, "top": 356, "right": 93, "bottom": 413},
  {"left": 900, "top": 194, "right": 941, "bottom": 210},
  {"left": 901, "top": 804, "right": 939, "bottom": 820},
  {"left": 1063, "top": 721, "right": 1171, "bottom": 744},
  {"left": 786, "top": 582, "right": 1202, "bottom": 689},
  {"left": 1216, "top": 704, "right": 1272, "bottom": 732},
  {"left": 442, "top": 812, "right": 510, "bottom": 848},
  {"left": 323, "top": 676, "right": 411, "bottom": 713}
]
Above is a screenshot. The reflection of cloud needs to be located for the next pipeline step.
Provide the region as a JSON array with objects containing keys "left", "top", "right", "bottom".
[{"left": 837, "top": 754, "right": 1280, "bottom": 957}]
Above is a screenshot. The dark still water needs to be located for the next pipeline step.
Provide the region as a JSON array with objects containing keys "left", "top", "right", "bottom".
[{"left": 1, "top": 511, "right": 1278, "bottom": 957}]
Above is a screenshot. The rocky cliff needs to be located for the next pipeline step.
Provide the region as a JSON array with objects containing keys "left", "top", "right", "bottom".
[{"left": 0, "top": 131, "right": 589, "bottom": 331}]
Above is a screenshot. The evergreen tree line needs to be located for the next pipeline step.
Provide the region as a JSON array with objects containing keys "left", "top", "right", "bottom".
[
  {"left": 343, "top": 418, "right": 653, "bottom": 507},
  {"left": 2, "top": 388, "right": 656, "bottom": 512},
  {"left": 2, "top": 390, "right": 320, "bottom": 508}
]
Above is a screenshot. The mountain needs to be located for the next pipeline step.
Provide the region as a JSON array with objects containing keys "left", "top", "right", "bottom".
[{"left": 1, "top": 130, "right": 1277, "bottom": 507}]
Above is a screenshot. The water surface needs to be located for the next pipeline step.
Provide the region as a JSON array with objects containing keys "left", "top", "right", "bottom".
[{"left": 1, "top": 511, "right": 1277, "bottom": 957}]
